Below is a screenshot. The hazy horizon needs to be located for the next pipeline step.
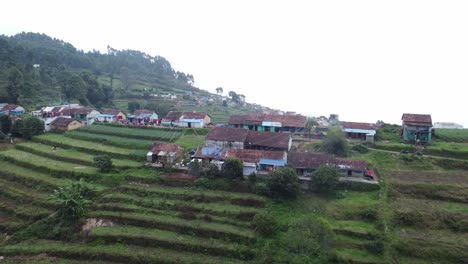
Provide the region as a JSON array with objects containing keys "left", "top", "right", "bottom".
[{"left": 1, "top": 0, "right": 467, "bottom": 127}]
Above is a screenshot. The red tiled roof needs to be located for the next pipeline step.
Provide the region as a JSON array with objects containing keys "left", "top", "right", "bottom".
[
  {"left": 402, "top": 113, "right": 432, "bottom": 125},
  {"left": 206, "top": 127, "right": 250, "bottom": 142},
  {"left": 61, "top": 107, "right": 95, "bottom": 115},
  {"left": 163, "top": 111, "right": 208, "bottom": 121},
  {"left": 342, "top": 122, "right": 375, "bottom": 130},
  {"left": 224, "top": 149, "right": 285, "bottom": 163},
  {"left": 103, "top": 109, "right": 123, "bottom": 115},
  {"left": 229, "top": 114, "right": 307, "bottom": 128},
  {"left": 1, "top": 104, "right": 20, "bottom": 111},
  {"left": 288, "top": 152, "right": 367, "bottom": 170},
  {"left": 150, "top": 142, "right": 183, "bottom": 153},
  {"left": 246, "top": 131, "right": 291, "bottom": 150},
  {"left": 50, "top": 117, "right": 76, "bottom": 127}
]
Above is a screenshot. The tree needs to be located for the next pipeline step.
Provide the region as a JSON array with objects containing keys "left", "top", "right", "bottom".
[
  {"left": 215, "top": 87, "right": 223, "bottom": 94},
  {"left": 0, "top": 115, "right": 12, "bottom": 134},
  {"left": 253, "top": 211, "right": 278, "bottom": 237},
  {"left": 50, "top": 179, "right": 93, "bottom": 223},
  {"left": 228, "top": 91, "right": 239, "bottom": 103},
  {"left": 321, "top": 127, "right": 349, "bottom": 157},
  {"left": 306, "top": 117, "right": 319, "bottom": 137},
  {"left": 312, "top": 165, "right": 340, "bottom": 193},
  {"left": 120, "top": 66, "right": 134, "bottom": 91},
  {"left": 128, "top": 101, "right": 141, "bottom": 113},
  {"left": 11, "top": 119, "right": 23, "bottom": 137},
  {"left": 206, "top": 164, "right": 221, "bottom": 179},
  {"left": 145, "top": 102, "right": 175, "bottom": 118},
  {"left": 93, "top": 155, "right": 113, "bottom": 173},
  {"left": 6, "top": 66, "right": 24, "bottom": 104},
  {"left": 267, "top": 166, "right": 300, "bottom": 199},
  {"left": 20, "top": 116, "right": 44, "bottom": 139},
  {"left": 60, "top": 72, "right": 87, "bottom": 102},
  {"left": 222, "top": 158, "right": 243, "bottom": 180}
]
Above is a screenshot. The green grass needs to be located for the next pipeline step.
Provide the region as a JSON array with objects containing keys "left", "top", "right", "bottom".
[
  {"left": 0, "top": 149, "right": 98, "bottom": 174},
  {"left": 394, "top": 197, "right": 468, "bottom": 214},
  {"left": 0, "top": 160, "right": 71, "bottom": 189},
  {"left": 65, "top": 130, "right": 154, "bottom": 149},
  {"left": 434, "top": 128, "right": 468, "bottom": 143},
  {"left": 33, "top": 133, "right": 146, "bottom": 159},
  {"left": 16, "top": 142, "right": 142, "bottom": 168},
  {"left": 178, "top": 104, "right": 257, "bottom": 124},
  {"left": 89, "top": 226, "right": 253, "bottom": 259},
  {"left": 174, "top": 134, "right": 206, "bottom": 151},
  {"left": 99, "top": 192, "right": 258, "bottom": 219},
  {"left": 335, "top": 247, "right": 384, "bottom": 263},
  {"left": 78, "top": 124, "right": 183, "bottom": 141}
]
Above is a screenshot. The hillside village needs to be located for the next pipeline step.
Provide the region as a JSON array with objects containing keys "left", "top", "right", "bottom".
[{"left": 0, "top": 33, "right": 467, "bottom": 264}]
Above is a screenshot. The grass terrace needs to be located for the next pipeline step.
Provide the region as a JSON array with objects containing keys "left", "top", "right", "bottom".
[
  {"left": 78, "top": 124, "right": 183, "bottom": 141},
  {"left": 65, "top": 130, "right": 154, "bottom": 149}
]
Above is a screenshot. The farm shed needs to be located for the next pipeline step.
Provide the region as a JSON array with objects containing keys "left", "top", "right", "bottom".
[
  {"left": 341, "top": 122, "right": 376, "bottom": 143},
  {"left": 147, "top": 143, "right": 183, "bottom": 164},
  {"left": 50, "top": 117, "right": 84, "bottom": 131},
  {"left": 401, "top": 113, "right": 433, "bottom": 143}
]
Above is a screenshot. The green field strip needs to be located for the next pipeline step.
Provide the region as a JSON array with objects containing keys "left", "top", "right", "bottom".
[
  {"left": 0, "top": 258, "right": 117, "bottom": 264},
  {"left": 33, "top": 134, "right": 146, "bottom": 160},
  {"left": 65, "top": 130, "right": 154, "bottom": 149},
  {"left": 0, "top": 212, "right": 27, "bottom": 232},
  {"left": 0, "top": 161, "right": 70, "bottom": 189},
  {"left": 0, "top": 196, "right": 51, "bottom": 220},
  {"left": 0, "top": 178, "right": 56, "bottom": 208},
  {"left": 0, "top": 239, "right": 247, "bottom": 264},
  {"left": 90, "top": 210, "right": 255, "bottom": 243},
  {"left": 16, "top": 142, "right": 142, "bottom": 169},
  {"left": 119, "top": 184, "right": 265, "bottom": 207},
  {"left": 335, "top": 247, "right": 384, "bottom": 264},
  {"left": 94, "top": 202, "right": 252, "bottom": 229},
  {"left": 394, "top": 197, "right": 468, "bottom": 214},
  {"left": 331, "top": 220, "right": 378, "bottom": 239},
  {"left": 89, "top": 226, "right": 254, "bottom": 260},
  {"left": 78, "top": 124, "right": 183, "bottom": 141},
  {"left": 99, "top": 192, "right": 258, "bottom": 220},
  {"left": 0, "top": 149, "right": 97, "bottom": 175}
]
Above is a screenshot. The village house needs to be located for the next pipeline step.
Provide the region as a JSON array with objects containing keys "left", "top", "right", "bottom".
[
  {"left": 229, "top": 113, "right": 307, "bottom": 134},
  {"left": 50, "top": 116, "right": 84, "bottom": 131},
  {"left": 0, "top": 104, "right": 25, "bottom": 116},
  {"left": 60, "top": 107, "right": 100, "bottom": 126},
  {"left": 223, "top": 149, "right": 287, "bottom": 175},
  {"left": 96, "top": 109, "right": 127, "bottom": 123},
  {"left": 127, "top": 109, "right": 158, "bottom": 125},
  {"left": 341, "top": 122, "right": 376, "bottom": 144},
  {"left": 205, "top": 127, "right": 292, "bottom": 152},
  {"left": 401, "top": 113, "right": 433, "bottom": 144},
  {"left": 146, "top": 142, "right": 184, "bottom": 165},
  {"left": 161, "top": 111, "right": 211, "bottom": 128},
  {"left": 288, "top": 152, "right": 367, "bottom": 177}
]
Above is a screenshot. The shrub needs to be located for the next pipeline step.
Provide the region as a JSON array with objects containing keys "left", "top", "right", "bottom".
[
  {"left": 268, "top": 167, "right": 300, "bottom": 199},
  {"left": 205, "top": 164, "right": 221, "bottom": 179},
  {"left": 222, "top": 158, "right": 243, "bottom": 180},
  {"left": 248, "top": 172, "right": 257, "bottom": 184},
  {"left": 189, "top": 159, "right": 201, "bottom": 177},
  {"left": 352, "top": 144, "right": 369, "bottom": 153},
  {"left": 312, "top": 165, "right": 339, "bottom": 193},
  {"left": 255, "top": 182, "right": 270, "bottom": 196},
  {"left": 252, "top": 211, "right": 277, "bottom": 237},
  {"left": 0, "top": 115, "right": 12, "bottom": 134},
  {"left": 285, "top": 216, "right": 335, "bottom": 260},
  {"left": 0, "top": 131, "right": 6, "bottom": 140},
  {"left": 322, "top": 128, "right": 349, "bottom": 157},
  {"left": 93, "top": 155, "right": 113, "bottom": 173}
]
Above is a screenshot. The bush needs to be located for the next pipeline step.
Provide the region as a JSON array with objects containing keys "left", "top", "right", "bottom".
[
  {"left": 0, "top": 131, "right": 6, "bottom": 140},
  {"left": 285, "top": 216, "right": 335, "bottom": 260},
  {"left": 222, "top": 158, "right": 243, "bottom": 180},
  {"left": 205, "top": 164, "right": 221, "bottom": 179},
  {"left": 93, "top": 155, "right": 113, "bottom": 173},
  {"left": 190, "top": 159, "right": 201, "bottom": 177},
  {"left": 268, "top": 167, "right": 300, "bottom": 199},
  {"left": 0, "top": 115, "right": 12, "bottom": 134},
  {"left": 255, "top": 182, "right": 270, "bottom": 196},
  {"left": 194, "top": 177, "right": 229, "bottom": 190},
  {"left": 252, "top": 211, "right": 278, "bottom": 237},
  {"left": 322, "top": 127, "right": 349, "bottom": 157},
  {"left": 312, "top": 165, "right": 340, "bottom": 193},
  {"left": 352, "top": 144, "right": 369, "bottom": 153},
  {"left": 248, "top": 172, "right": 257, "bottom": 184}
]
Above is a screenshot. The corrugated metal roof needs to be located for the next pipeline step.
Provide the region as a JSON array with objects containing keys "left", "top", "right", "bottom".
[
  {"left": 259, "top": 159, "right": 287, "bottom": 166},
  {"left": 343, "top": 128, "right": 376, "bottom": 135}
]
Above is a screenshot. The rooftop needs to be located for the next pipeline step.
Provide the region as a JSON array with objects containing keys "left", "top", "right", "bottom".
[
  {"left": 229, "top": 113, "right": 307, "bottom": 128},
  {"left": 50, "top": 117, "right": 76, "bottom": 127},
  {"left": 402, "top": 113, "right": 432, "bottom": 126},
  {"left": 223, "top": 149, "right": 286, "bottom": 163}
]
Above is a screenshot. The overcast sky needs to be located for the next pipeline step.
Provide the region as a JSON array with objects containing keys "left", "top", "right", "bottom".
[{"left": 1, "top": 0, "right": 468, "bottom": 126}]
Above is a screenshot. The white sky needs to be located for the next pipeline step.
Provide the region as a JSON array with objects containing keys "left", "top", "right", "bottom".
[{"left": 1, "top": 0, "right": 468, "bottom": 126}]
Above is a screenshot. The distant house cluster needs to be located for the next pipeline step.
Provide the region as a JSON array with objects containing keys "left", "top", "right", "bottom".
[
  {"left": 0, "top": 104, "right": 25, "bottom": 116},
  {"left": 161, "top": 111, "right": 211, "bottom": 128}
]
